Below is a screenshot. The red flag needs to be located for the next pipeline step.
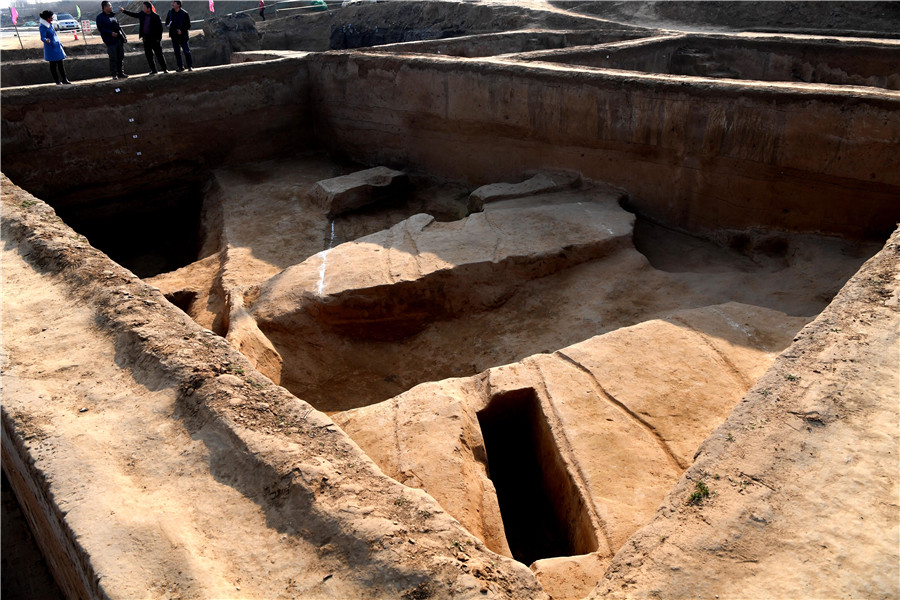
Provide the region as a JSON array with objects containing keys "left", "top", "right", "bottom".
[
  {"left": 10, "top": 5, "right": 18, "bottom": 26},
  {"left": 208, "top": 0, "right": 214, "bottom": 12}
]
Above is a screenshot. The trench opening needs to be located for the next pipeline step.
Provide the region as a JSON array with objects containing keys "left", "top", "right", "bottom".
[
  {"left": 477, "top": 388, "right": 598, "bottom": 565},
  {"left": 54, "top": 182, "right": 204, "bottom": 279},
  {"left": 165, "top": 290, "right": 200, "bottom": 315}
]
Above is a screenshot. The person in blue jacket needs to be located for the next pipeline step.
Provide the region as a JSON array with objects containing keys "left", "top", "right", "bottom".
[
  {"left": 39, "top": 10, "right": 71, "bottom": 85},
  {"left": 96, "top": 0, "right": 128, "bottom": 80}
]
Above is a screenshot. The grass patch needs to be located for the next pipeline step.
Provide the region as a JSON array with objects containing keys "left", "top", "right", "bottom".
[
  {"left": 688, "top": 480, "right": 710, "bottom": 506},
  {"left": 225, "top": 363, "right": 245, "bottom": 376}
]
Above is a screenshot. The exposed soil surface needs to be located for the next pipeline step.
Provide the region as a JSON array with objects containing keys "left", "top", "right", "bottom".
[
  {"left": 4, "top": 167, "right": 896, "bottom": 598},
  {"left": 147, "top": 155, "right": 880, "bottom": 412},
  {"left": 2, "top": 2, "right": 898, "bottom": 599},
  {"left": 2, "top": 176, "right": 547, "bottom": 599},
  {"left": 2, "top": 246, "right": 364, "bottom": 599},
  {"left": 597, "top": 229, "right": 900, "bottom": 599},
  {"left": 255, "top": 0, "right": 653, "bottom": 52},
  {"left": 136, "top": 153, "right": 887, "bottom": 598}
]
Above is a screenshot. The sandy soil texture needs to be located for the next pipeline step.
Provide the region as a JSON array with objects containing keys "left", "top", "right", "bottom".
[
  {"left": 2, "top": 174, "right": 547, "bottom": 599},
  {"left": 2, "top": 1, "right": 898, "bottom": 598}
]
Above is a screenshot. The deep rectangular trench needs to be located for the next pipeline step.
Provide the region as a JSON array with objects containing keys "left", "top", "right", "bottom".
[
  {"left": 2, "top": 54, "right": 897, "bottom": 414},
  {"left": 54, "top": 182, "right": 204, "bottom": 279},
  {"left": 477, "top": 388, "right": 597, "bottom": 565}
]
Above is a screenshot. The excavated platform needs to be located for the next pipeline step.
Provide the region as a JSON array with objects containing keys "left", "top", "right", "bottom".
[{"left": 2, "top": 2, "right": 899, "bottom": 599}]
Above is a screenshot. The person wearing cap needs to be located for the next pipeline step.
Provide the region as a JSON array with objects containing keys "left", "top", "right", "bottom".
[
  {"left": 165, "top": 1, "right": 193, "bottom": 72},
  {"left": 39, "top": 10, "right": 71, "bottom": 85},
  {"left": 120, "top": 2, "right": 168, "bottom": 75},
  {"left": 96, "top": 0, "right": 128, "bottom": 80}
]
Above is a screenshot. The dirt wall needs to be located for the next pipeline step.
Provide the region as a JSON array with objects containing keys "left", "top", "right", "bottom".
[
  {"left": 364, "top": 29, "right": 651, "bottom": 58},
  {"left": 0, "top": 57, "right": 314, "bottom": 206},
  {"left": 308, "top": 51, "right": 900, "bottom": 239},
  {"left": 1, "top": 47, "right": 227, "bottom": 87},
  {"left": 595, "top": 226, "right": 900, "bottom": 599},
  {"left": 3, "top": 42, "right": 899, "bottom": 239},
  {"left": 526, "top": 34, "right": 900, "bottom": 90}
]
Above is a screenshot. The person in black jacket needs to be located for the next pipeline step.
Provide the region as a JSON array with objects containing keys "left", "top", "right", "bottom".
[
  {"left": 164, "top": 0, "right": 193, "bottom": 72},
  {"left": 120, "top": 2, "right": 168, "bottom": 75},
  {"left": 96, "top": 0, "right": 128, "bottom": 79}
]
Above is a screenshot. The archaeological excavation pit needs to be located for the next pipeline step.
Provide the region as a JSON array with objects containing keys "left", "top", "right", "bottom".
[
  {"left": 2, "top": 2, "right": 898, "bottom": 599},
  {"left": 476, "top": 388, "right": 598, "bottom": 565},
  {"left": 54, "top": 182, "right": 206, "bottom": 279}
]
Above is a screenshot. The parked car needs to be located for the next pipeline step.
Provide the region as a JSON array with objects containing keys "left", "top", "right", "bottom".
[{"left": 53, "top": 13, "right": 80, "bottom": 32}]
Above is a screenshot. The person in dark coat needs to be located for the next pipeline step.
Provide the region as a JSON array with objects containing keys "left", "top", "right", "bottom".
[
  {"left": 120, "top": 2, "right": 168, "bottom": 75},
  {"left": 96, "top": 0, "right": 128, "bottom": 79},
  {"left": 38, "top": 10, "right": 71, "bottom": 84},
  {"left": 164, "top": 0, "right": 193, "bottom": 72}
]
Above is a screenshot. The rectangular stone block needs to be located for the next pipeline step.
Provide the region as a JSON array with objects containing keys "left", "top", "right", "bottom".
[{"left": 308, "top": 166, "right": 408, "bottom": 217}]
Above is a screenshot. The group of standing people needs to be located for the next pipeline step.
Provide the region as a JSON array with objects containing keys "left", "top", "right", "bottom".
[
  {"left": 97, "top": 0, "right": 193, "bottom": 79},
  {"left": 41, "top": 1, "right": 195, "bottom": 84}
]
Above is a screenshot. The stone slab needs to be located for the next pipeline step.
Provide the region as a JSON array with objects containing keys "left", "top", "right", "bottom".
[
  {"left": 252, "top": 187, "right": 634, "bottom": 340},
  {"left": 309, "top": 166, "right": 409, "bottom": 217},
  {"left": 468, "top": 171, "right": 582, "bottom": 211}
]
